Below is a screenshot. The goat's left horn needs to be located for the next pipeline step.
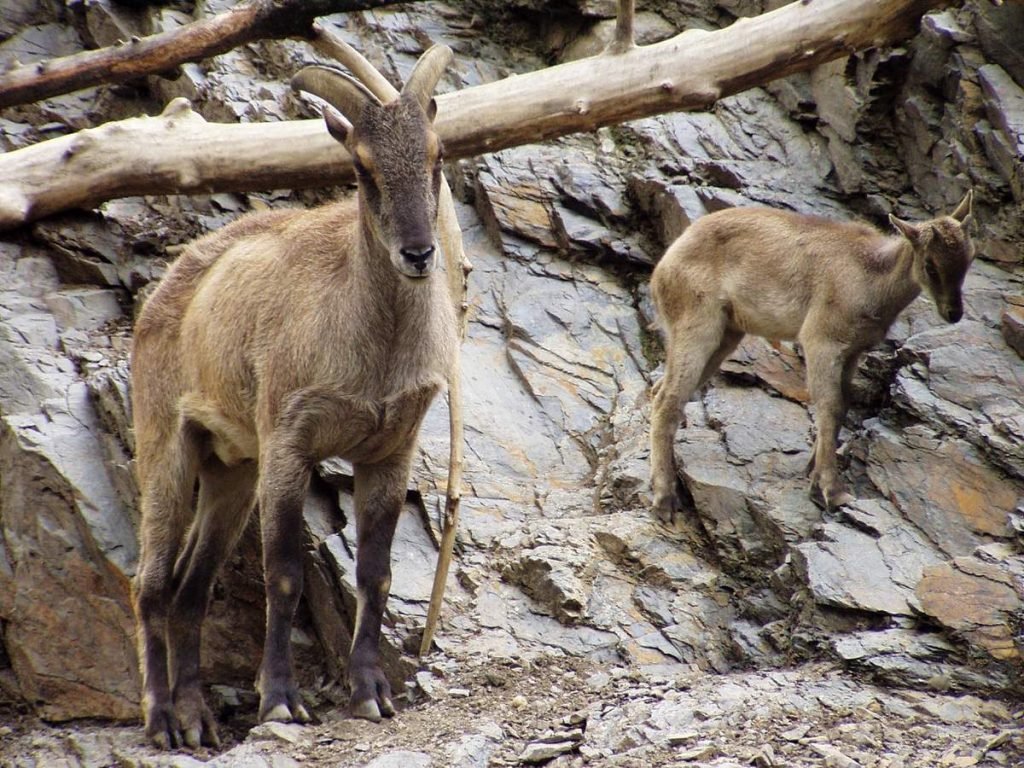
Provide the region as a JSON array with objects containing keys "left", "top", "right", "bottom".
[
  {"left": 950, "top": 188, "right": 973, "bottom": 223},
  {"left": 401, "top": 44, "right": 453, "bottom": 111},
  {"left": 292, "top": 66, "right": 382, "bottom": 122}
]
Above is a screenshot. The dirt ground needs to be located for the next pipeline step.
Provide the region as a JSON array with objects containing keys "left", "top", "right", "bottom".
[{"left": 2, "top": 654, "right": 1021, "bottom": 767}]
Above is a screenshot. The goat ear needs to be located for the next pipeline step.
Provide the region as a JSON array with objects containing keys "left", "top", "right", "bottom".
[
  {"left": 889, "top": 214, "right": 921, "bottom": 243},
  {"left": 402, "top": 44, "right": 453, "bottom": 112},
  {"left": 322, "top": 104, "right": 353, "bottom": 144},
  {"left": 292, "top": 65, "right": 381, "bottom": 126},
  {"left": 950, "top": 189, "right": 973, "bottom": 224}
]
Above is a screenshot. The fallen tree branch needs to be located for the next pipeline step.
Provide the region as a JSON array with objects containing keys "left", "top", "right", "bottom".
[
  {"left": 306, "top": 21, "right": 471, "bottom": 659},
  {"left": 0, "top": 0, "right": 951, "bottom": 230},
  {"left": 0, "top": 0, "right": 421, "bottom": 109}
]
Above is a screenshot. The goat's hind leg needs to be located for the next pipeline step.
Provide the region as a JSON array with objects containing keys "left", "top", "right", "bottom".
[
  {"left": 649, "top": 312, "right": 733, "bottom": 524},
  {"left": 167, "top": 455, "right": 257, "bottom": 748},
  {"left": 134, "top": 425, "right": 200, "bottom": 750},
  {"left": 348, "top": 456, "right": 411, "bottom": 721}
]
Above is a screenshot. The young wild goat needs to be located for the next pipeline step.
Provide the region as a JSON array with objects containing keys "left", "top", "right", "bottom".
[
  {"left": 649, "top": 191, "right": 975, "bottom": 521},
  {"left": 130, "top": 46, "right": 457, "bottom": 749}
]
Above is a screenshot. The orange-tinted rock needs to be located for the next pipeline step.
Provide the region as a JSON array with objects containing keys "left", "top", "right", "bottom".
[
  {"left": 915, "top": 554, "right": 1024, "bottom": 661},
  {"left": 866, "top": 423, "right": 1016, "bottom": 557},
  {"left": 721, "top": 337, "right": 809, "bottom": 404}
]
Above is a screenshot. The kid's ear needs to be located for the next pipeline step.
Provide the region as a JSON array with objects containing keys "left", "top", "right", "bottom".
[
  {"left": 889, "top": 214, "right": 921, "bottom": 244},
  {"left": 322, "top": 104, "right": 353, "bottom": 144}
]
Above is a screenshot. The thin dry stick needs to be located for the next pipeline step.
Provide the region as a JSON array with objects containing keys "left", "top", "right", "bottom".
[{"left": 309, "top": 23, "right": 470, "bottom": 658}]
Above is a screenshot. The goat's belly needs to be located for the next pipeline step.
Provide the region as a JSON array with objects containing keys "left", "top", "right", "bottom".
[
  {"left": 178, "top": 393, "right": 259, "bottom": 465},
  {"left": 326, "top": 385, "right": 440, "bottom": 466},
  {"left": 733, "top": 305, "right": 802, "bottom": 342}
]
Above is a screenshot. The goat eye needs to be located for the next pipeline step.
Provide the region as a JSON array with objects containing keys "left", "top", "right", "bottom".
[{"left": 925, "top": 261, "right": 939, "bottom": 281}]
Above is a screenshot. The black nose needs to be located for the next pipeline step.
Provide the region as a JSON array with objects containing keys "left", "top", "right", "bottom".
[
  {"left": 946, "top": 306, "right": 963, "bottom": 323},
  {"left": 400, "top": 245, "right": 435, "bottom": 272}
]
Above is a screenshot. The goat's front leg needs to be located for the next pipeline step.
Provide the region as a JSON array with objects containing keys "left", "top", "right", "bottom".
[
  {"left": 256, "top": 436, "right": 313, "bottom": 725},
  {"left": 348, "top": 455, "right": 411, "bottom": 721},
  {"left": 803, "top": 339, "right": 856, "bottom": 511}
]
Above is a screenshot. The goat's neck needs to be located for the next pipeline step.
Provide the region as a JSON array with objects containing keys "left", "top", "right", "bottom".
[
  {"left": 874, "top": 236, "right": 922, "bottom": 320},
  {"left": 352, "top": 216, "right": 454, "bottom": 391}
]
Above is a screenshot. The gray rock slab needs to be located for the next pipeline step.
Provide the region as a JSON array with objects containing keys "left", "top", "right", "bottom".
[
  {"left": 793, "top": 515, "right": 943, "bottom": 616},
  {"left": 891, "top": 317, "right": 1024, "bottom": 480}
]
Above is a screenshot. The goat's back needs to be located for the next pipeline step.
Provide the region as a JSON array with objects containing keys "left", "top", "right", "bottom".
[{"left": 652, "top": 207, "right": 893, "bottom": 340}]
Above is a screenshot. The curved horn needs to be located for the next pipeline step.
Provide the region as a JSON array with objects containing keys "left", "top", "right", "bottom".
[
  {"left": 292, "top": 65, "right": 382, "bottom": 123},
  {"left": 950, "top": 188, "right": 973, "bottom": 223},
  {"left": 401, "top": 44, "right": 453, "bottom": 111}
]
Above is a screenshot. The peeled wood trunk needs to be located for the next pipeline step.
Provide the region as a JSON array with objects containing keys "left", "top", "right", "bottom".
[{"left": 0, "top": 0, "right": 949, "bottom": 230}]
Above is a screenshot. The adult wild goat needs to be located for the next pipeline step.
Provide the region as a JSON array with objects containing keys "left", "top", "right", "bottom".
[
  {"left": 130, "top": 46, "right": 457, "bottom": 749},
  {"left": 649, "top": 191, "right": 975, "bottom": 521}
]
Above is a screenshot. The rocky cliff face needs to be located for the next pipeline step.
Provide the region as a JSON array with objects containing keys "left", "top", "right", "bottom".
[{"left": 0, "top": 0, "right": 1022, "bottom": 743}]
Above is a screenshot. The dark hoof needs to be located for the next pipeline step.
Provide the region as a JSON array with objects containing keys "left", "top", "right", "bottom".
[
  {"left": 824, "top": 486, "right": 855, "bottom": 512},
  {"left": 258, "top": 685, "right": 312, "bottom": 725},
  {"left": 652, "top": 489, "right": 684, "bottom": 525},
  {"left": 809, "top": 478, "right": 854, "bottom": 512},
  {"left": 144, "top": 703, "right": 182, "bottom": 751},
  {"left": 350, "top": 666, "right": 396, "bottom": 722},
  {"left": 145, "top": 696, "right": 221, "bottom": 751}
]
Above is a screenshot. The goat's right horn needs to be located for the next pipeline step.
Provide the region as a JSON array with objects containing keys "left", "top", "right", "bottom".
[
  {"left": 401, "top": 45, "right": 453, "bottom": 111},
  {"left": 292, "top": 66, "right": 383, "bottom": 122}
]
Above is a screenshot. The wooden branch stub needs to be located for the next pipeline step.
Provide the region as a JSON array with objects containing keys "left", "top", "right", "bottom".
[{"left": 606, "top": 0, "right": 636, "bottom": 54}]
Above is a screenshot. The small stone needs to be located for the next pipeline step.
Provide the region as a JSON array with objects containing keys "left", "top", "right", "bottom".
[
  {"left": 415, "top": 670, "right": 437, "bottom": 698},
  {"left": 449, "top": 687, "right": 471, "bottom": 698},
  {"left": 666, "top": 731, "right": 699, "bottom": 746},
  {"left": 362, "top": 751, "right": 432, "bottom": 768},
  {"left": 586, "top": 671, "right": 611, "bottom": 690},
  {"left": 810, "top": 743, "right": 862, "bottom": 768},
  {"left": 563, "top": 711, "right": 587, "bottom": 726},
  {"left": 511, "top": 695, "right": 528, "bottom": 709},
  {"left": 782, "top": 724, "right": 812, "bottom": 741},
  {"left": 519, "top": 739, "right": 577, "bottom": 763},
  {"left": 676, "top": 744, "right": 717, "bottom": 761},
  {"left": 248, "top": 721, "right": 308, "bottom": 745}
]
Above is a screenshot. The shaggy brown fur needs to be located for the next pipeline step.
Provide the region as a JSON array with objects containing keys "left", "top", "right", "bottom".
[
  {"left": 131, "top": 46, "right": 456, "bottom": 750},
  {"left": 649, "top": 191, "right": 975, "bottom": 521}
]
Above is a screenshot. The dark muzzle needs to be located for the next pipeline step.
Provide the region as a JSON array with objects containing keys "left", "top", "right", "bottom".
[{"left": 400, "top": 244, "right": 436, "bottom": 275}]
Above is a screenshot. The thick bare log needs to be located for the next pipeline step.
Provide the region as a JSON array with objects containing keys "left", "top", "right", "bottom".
[
  {"left": 0, "top": 0, "right": 421, "bottom": 109},
  {"left": 0, "top": 0, "right": 951, "bottom": 230}
]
